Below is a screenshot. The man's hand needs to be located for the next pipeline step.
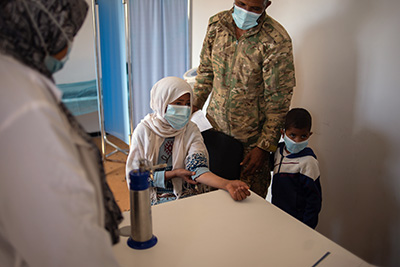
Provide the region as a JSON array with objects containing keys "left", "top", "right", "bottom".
[
  {"left": 225, "top": 180, "right": 251, "bottom": 201},
  {"left": 240, "top": 147, "right": 269, "bottom": 175}
]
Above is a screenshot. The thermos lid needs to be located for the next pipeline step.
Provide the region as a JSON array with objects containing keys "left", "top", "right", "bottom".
[{"left": 129, "top": 170, "right": 150, "bottom": 191}]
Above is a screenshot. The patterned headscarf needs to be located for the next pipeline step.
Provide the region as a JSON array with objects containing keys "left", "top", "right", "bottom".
[{"left": 0, "top": 0, "right": 88, "bottom": 79}]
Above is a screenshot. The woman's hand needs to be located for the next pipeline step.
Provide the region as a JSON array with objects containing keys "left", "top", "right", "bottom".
[
  {"left": 195, "top": 172, "right": 250, "bottom": 201},
  {"left": 165, "top": 169, "right": 198, "bottom": 185},
  {"left": 225, "top": 180, "right": 251, "bottom": 201}
]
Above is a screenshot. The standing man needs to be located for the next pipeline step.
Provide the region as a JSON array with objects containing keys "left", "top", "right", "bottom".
[{"left": 193, "top": 0, "right": 295, "bottom": 198}]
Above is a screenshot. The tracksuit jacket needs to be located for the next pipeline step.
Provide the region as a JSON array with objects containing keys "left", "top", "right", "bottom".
[{"left": 272, "top": 142, "right": 322, "bottom": 229}]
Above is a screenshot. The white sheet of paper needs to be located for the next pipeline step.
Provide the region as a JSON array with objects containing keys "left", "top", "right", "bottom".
[{"left": 191, "top": 110, "right": 212, "bottom": 132}]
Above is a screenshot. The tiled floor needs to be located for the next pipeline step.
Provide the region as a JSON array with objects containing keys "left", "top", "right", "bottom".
[{"left": 92, "top": 135, "right": 130, "bottom": 212}]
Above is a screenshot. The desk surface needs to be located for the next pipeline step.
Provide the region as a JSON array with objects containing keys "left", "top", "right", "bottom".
[{"left": 113, "top": 190, "right": 373, "bottom": 267}]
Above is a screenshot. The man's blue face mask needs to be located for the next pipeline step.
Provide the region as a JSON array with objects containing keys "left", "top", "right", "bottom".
[
  {"left": 232, "top": 4, "right": 262, "bottom": 30},
  {"left": 164, "top": 105, "right": 191, "bottom": 130}
]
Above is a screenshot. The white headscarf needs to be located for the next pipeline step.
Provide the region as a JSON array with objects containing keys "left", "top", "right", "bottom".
[
  {"left": 144, "top": 76, "right": 193, "bottom": 137},
  {"left": 126, "top": 77, "right": 208, "bottom": 198}
]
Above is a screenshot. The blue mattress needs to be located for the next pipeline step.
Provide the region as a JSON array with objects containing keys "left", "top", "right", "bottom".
[{"left": 56, "top": 79, "right": 98, "bottom": 116}]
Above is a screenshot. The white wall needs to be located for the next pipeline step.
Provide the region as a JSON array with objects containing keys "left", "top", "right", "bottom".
[
  {"left": 192, "top": 0, "right": 400, "bottom": 266},
  {"left": 54, "top": 0, "right": 96, "bottom": 84},
  {"left": 54, "top": 0, "right": 100, "bottom": 133}
]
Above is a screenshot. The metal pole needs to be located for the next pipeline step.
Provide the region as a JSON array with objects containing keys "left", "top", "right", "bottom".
[
  {"left": 187, "top": 0, "right": 193, "bottom": 68},
  {"left": 91, "top": 0, "right": 106, "bottom": 160},
  {"left": 124, "top": 0, "right": 134, "bottom": 147}
]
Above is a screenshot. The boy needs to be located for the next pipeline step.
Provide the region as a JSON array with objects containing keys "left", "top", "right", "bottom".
[{"left": 271, "top": 108, "right": 322, "bottom": 229}]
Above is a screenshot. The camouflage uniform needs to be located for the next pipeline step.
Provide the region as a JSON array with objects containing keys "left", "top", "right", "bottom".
[{"left": 193, "top": 8, "right": 295, "bottom": 198}]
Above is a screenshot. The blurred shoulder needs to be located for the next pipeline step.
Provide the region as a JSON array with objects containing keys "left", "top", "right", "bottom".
[
  {"left": 186, "top": 121, "right": 201, "bottom": 134},
  {"left": 208, "top": 10, "right": 230, "bottom": 26},
  {"left": 261, "top": 15, "right": 293, "bottom": 43},
  {"left": 0, "top": 54, "right": 60, "bottom": 123},
  {"left": 133, "top": 120, "right": 154, "bottom": 136}
]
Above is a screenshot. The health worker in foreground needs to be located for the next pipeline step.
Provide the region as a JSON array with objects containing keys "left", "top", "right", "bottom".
[
  {"left": 0, "top": 0, "right": 122, "bottom": 266},
  {"left": 193, "top": 0, "right": 296, "bottom": 198}
]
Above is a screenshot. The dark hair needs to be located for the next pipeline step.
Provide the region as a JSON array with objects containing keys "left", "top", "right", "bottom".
[{"left": 284, "top": 108, "right": 312, "bottom": 131}]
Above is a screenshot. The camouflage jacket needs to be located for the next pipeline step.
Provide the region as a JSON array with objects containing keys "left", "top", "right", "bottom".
[{"left": 193, "top": 8, "right": 295, "bottom": 152}]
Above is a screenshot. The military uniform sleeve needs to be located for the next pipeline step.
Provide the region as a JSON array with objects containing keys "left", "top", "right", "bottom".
[
  {"left": 193, "top": 16, "right": 219, "bottom": 109},
  {"left": 258, "top": 36, "right": 295, "bottom": 152}
]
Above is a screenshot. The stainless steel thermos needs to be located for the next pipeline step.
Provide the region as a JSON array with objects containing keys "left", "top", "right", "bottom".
[{"left": 127, "top": 161, "right": 157, "bottom": 249}]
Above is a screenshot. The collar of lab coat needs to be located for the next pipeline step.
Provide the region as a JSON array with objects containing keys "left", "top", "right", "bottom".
[{"left": 0, "top": 53, "right": 63, "bottom": 102}]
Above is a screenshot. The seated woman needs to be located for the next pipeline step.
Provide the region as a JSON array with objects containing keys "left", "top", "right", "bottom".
[{"left": 126, "top": 77, "right": 250, "bottom": 205}]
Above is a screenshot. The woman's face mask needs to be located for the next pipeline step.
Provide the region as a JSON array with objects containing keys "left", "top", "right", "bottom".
[
  {"left": 164, "top": 105, "right": 191, "bottom": 130},
  {"left": 44, "top": 42, "right": 72, "bottom": 74},
  {"left": 232, "top": 4, "right": 262, "bottom": 30}
]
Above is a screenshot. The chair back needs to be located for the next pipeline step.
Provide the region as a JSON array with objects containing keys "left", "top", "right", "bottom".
[{"left": 201, "top": 130, "right": 243, "bottom": 180}]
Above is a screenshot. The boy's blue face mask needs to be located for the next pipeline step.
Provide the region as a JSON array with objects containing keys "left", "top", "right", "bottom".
[
  {"left": 164, "top": 105, "right": 191, "bottom": 130},
  {"left": 232, "top": 4, "right": 262, "bottom": 30},
  {"left": 283, "top": 134, "right": 308, "bottom": 154}
]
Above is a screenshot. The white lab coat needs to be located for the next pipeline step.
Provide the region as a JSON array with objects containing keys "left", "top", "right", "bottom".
[{"left": 0, "top": 54, "right": 119, "bottom": 267}]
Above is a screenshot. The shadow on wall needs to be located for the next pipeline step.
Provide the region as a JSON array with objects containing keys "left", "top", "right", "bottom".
[
  {"left": 348, "top": 129, "right": 399, "bottom": 266},
  {"left": 295, "top": 0, "right": 400, "bottom": 266}
]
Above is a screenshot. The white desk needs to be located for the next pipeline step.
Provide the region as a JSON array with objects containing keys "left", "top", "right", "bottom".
[{"left": 113, "top": 190, "right": 373, "bottom": 267}]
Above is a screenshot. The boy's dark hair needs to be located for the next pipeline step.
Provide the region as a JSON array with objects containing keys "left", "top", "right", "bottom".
[{"left": 284, "top": 108, "right": 312, "bottom": 131}]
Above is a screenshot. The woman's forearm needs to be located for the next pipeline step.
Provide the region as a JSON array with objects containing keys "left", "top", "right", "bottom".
[{"left": 195, "top": 171, "right": 229, "bottom": 191}]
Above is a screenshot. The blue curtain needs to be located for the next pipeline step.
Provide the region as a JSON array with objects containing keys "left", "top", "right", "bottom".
[
  {"left": 98, "top": 0, "right": 130, "bottom": 144},
  {"left": 129, "top": 0, "right": 190, "bottom": 128}
]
